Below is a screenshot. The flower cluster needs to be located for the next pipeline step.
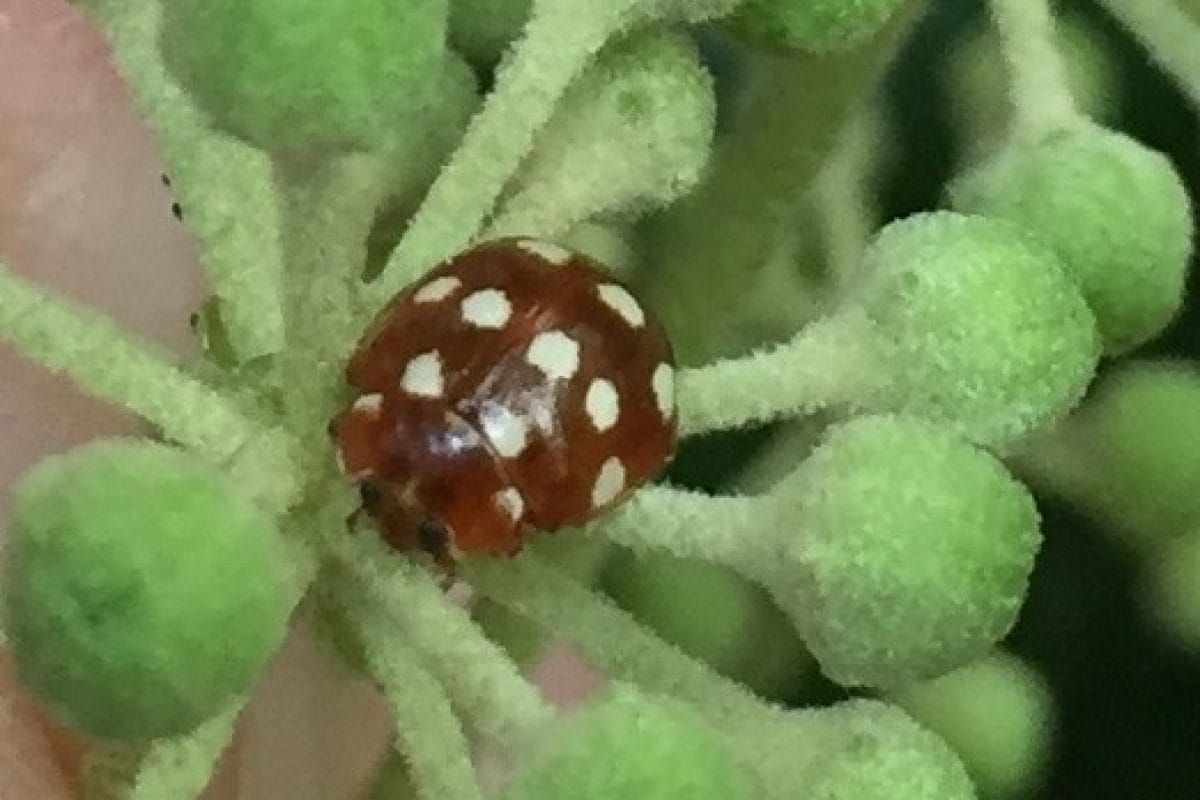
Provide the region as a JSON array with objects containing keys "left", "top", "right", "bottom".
[{"left": 0, "top": 0, "right": 1196, "bottom": 798}]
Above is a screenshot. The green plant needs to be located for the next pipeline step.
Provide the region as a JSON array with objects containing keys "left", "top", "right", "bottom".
[{"left": 1, "top": 0, "right": 1197, "bottom": 798}]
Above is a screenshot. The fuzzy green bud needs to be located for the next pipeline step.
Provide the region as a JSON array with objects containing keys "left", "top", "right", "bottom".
[
  {"left": 854, "top": 212, "right": 1099, "bottom": 448},
  {"left": 726, "top": 0, "right": 908, "bottom": 53},
  {"left": 1145, "top": 529, "right": 1200, "bottom": 653},
  {"left": 1077, "top": 362, "right": 1200, "bottom": 540},
  {"left": 892, "top": 653, "right": 1054, "bottom": 799},
  {"left": 951, "top": 125, "right": 1193, "bottom": 353},
  {"left": 801, "top": 702, "right": 976, "bottom": 800},
  {"left": 491, "top": 30, "right": 715, "bottom": 239},
  {"left": 3, "top": 440, "right": 291, "bottom": 739},
  {"left": 767, "top": 415, "right": 1041, "bottom": 688},
  {"left": 601, "top": 551, "right": 807, "bottom": 699},
  {"left": 738, "top": 700, "right": 974, "bottom": 800},
  {"left": 504, "top": 685, "right": 752, "bottom": 800},
  {"left": 162, "top": 0, "right": 449, "bottom": 153}
]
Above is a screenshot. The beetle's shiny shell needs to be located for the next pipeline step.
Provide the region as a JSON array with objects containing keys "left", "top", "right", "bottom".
[{"left": 331, "top": 238, "right": 677, "bottom": 558}]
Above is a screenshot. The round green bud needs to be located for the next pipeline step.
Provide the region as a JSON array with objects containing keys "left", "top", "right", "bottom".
[
  {"left": 891, "top": 653, "right": 1054, "bottom": 800},
  {"left": 1144, "top": 529, "right": 1200, "bottom": 654},
  {"left": 797, "top": 701, "right": 976, "bottom": 800},
  {"left": 504, "top": 685, "right": 753, "bottom": 800},
  {"left": 162, "top": 0, "right": 449, "bottom": 153},
  {"left": 725, "top": 0, "right": 907, "bottom": 53},
  {"left": 495, "top": 30, "right": 715, "bottom": 237},
  {"left": 3, "top": 440, "right": 291, "bottom": 740},
  {"left": 1079, "top": 362, "right": 1200, "bottom": 541},
  {"left": 767, "top": 415, "right": 1041, "bottom": 688},
  {"left": 951, "top": 126, "right": 1193, "bottom": 353},
  {"left": 854, "top": 212, "right": 1099, "bottom": 449},
  {"left": 601, "top": 551, "right": 807, "bottom": 699}
]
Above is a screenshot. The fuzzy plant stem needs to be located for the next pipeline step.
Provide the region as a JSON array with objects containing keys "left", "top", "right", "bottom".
[
  {"left": 325, "top": 531, "right": 554, "bottom": 749},
  {"left": 76, "top": 0, "right": 285, "bottom": 361},
  {"left": 86, "top": 703, "right": 245, "bottom": 800},
  {"left": 585, "top": 485, "right": 766, "bottom": 574},
  {"left": 274, "top": 154, "right": 385, "bottom": 450},
  {"left": 465, "top": 554, "right": 769, "bottom": 727},
  {"left": 988, "top": 0, "right": 1082, "bottom": 138},
  {"left": 814, "top": 108, "right": 885, "bottom": 298},
  {"left": 370, "top": 0, "right": 624, "bottom": 302},
  {"left": 639, "top": 1, "right": 927, "bottom": 362},
  {"left": 0, "top": 260, "right": 263, "bottom": 464},
  {"left": 369, "top": 0, "right": 745, "bottom": 304},
  {"left": 676, "top": 308, "right": 876, "bottom": 437},
  {"left": 1096, "top": 0, "right": 1200, "bottom": 107},
  {"left": 347, "top": 599, "right": 484, "bottom": 800},
  {"left": 130, "top": 703, "right": 243, "bottom": 800},
  {"left": 469, "top": 556, "right": 974, "bottom": 800},
  {"left": 83, "top": 744, "right": 146, "bottom": 800}
]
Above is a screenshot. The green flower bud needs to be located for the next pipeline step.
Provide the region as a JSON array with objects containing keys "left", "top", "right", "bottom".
[
  {"left": 504, "top": 685, "right": 753, "bottom": 800},
  {"left": 4, "top": 440, "right": 291, "bottom": 739},
  {"left": 1145, "top": 529, "right": 1200, "bottom": 653},
  {"left": 601, "top": 551, "right": 807, "bottom": 699},
  {"left": 892, "top": 653, "right": 1054, "bottom": 800},
  {"left": 768, "top": 415, "right": 1041, "bottom": 687},
  {"left": 162, "top": 0, "right": 450, "bottom": 153},
  {"left": 1079, "top": 362, "right": 1200, "bottom": 540},
  {"left": 800, "top": 701, "right": 976, "bottom": 800},
  {"left": 951, "top": 125, "right": 1193, "bottom": 353},
  {"left": 854, "top": 212, "right": 1099, "bottom": 448},
  {"left": 492, "top": 30, "right": 715, "bottom": 239}
]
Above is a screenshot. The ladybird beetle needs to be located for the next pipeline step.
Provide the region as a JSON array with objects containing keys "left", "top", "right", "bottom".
[{"left": 330, "top": 238, "right": 677, "bottom": 568}]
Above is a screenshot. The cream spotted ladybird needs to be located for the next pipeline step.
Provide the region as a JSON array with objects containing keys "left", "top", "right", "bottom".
[{"left": 330, "top": 238, "right": 677, "bottom": 568}]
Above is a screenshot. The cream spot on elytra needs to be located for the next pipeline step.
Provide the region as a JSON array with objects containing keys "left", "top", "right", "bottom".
[
  {"left": 351, "top": 393, "right": 384, "bottom": 415},
  {"left": 526, "top": 331, "right": 580, "bottom": 382},
  {"left": 495, "top": 487, "right": 525, "bottom": 522},
  {"left": 414, "top": 275, "right": 461, "bottom": 304},
  {"left": 596, "top": 283, "right": 645, "bottom": 328},
  {"left": 584, "top": 378, "right": 619, "bottom": 432},
  {"left": 652, "top": 363, "right": 675, "bottom": 420},
  {"left": 591, "top": 457, "right": 626, "bottom": 508},
  {"left": 517, "top": 239, "right": 572, "bottom": 265},
  {"left": 400, "top": 351, "right": 444, "bottom": 398},
  {"left": 460, "top": 288, "right": 513, "bottom": 329},
  {"left": 479, "top": 401, "right": 529, "bottom": 458}
]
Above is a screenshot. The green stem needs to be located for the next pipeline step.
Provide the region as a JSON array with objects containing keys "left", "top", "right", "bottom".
[
  {"left": 80, "top": 0, "right": 285, "bottom": 361},
  {"left": 640, "top": 1, "right": 928, "bottom": 364},
  {"left": 130, "top": 702, "right": 242, "bottom": 800},
  {"left": 1096, "top": 0, "right": 1200, "bottom": 108},
  {"left": 83, "top": 744, "right": 146, "bottom": 800},
  {"left": 274, "top": 154, "right": 386, "bottom": 449},
  {"left": 587, "top": 485, "right": 766, "bottom": 575},
  {"left": 347, "top": 599, "right": 484, "bottom": 800},
  {"left": 466, "top": 554, "right": 769, "bottom": 729},
  {"left": 676, "top": 308, "right": 876, "bottom": 438},
  {"left": 988, "top": 0, "right": 1082, "bottom": 138},
  {"left": 368, "top": 0, "right": 626, "bottom": 306},
  {"left": 326, "top": 531, "right": 553, "bottom": 746},
  {"left": 0, "top": 261, "right": 261, "bottom": 464}
]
